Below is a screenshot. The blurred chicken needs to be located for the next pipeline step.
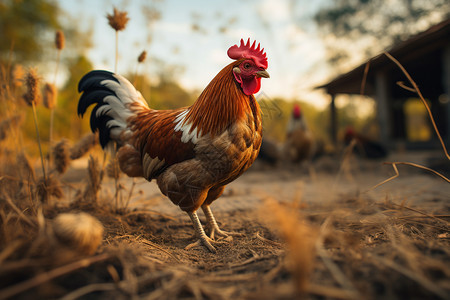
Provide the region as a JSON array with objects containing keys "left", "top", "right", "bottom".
[
  {"left": 284, "top": 104, "right": 315, "bottom": 164},
  {"left": 77, "top": 39, "right": 269, "bottom": 252},
  {"left": 344, "top": 126, "right": 388, "bottom": 159},
  {"left": 257, "top": 138, "right": 280, "bottom": 165}
]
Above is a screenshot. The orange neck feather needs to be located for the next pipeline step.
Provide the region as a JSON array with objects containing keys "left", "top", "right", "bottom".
[{"left": 185, "top": 61, "right": 260, "bottom": 137}]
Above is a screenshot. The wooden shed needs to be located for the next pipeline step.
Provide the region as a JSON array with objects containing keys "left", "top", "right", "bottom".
[{"left": 317, "top": 19, "right": 450, "bottom": 150}]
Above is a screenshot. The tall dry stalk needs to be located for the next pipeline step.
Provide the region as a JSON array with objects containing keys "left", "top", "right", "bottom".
[
  {"left": 124, "top": 50, "right": 148, "bottom": 209},
  {"left": 47, "top": 30, "right": 65, "bottom": 171},
  {"left": 106, "top": 154, "right": 122, "bottom": 210},
  {"left": 383, "top": 51, "right": 449, "bottom": 161},
  {"left": 23, "top": 69, "right": 46, "bottom": 183},
  {"left": 84, "top": 155, "right": 102, "bottom": 203},
  {"left": 107, "top": 7, "right": 129, "bottom": 73},
  {"left": 106, "top": 7, "right": 129, "bottom": 208},
  {"left": 134, "top": 50, "right": 147, "bottom": 86},
  {"left": 1, "top": 64, "right": 25, "bottom": 149},
  {"left": 54, "top": 30, "right": 65, "bottom": 82},
  {"left": 369, "top": 52, "right": 450, "bottom": 190}
]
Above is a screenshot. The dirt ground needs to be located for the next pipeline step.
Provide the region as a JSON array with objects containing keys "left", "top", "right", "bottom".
[{"left": 0, "top": 150, "right": 449, "bottom": 299}]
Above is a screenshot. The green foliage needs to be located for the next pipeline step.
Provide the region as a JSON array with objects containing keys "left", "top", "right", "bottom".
[
  {"left": 259, "top": 98, "right": 330, "bottom": 143},
  {"left": 133, "top": 74, "right": 195, "bottom": 110},
  {"left": 259, "top": 97, "right": 290, "bottom": 141},
  {"left": 149, "top": 79, "right": 194, "bottom": 110},
  {"left": 0, "top": 0, "right": 61, "bottom": 62},
  {"left": 58, "top": 55, "right": 94, "bottom": 139}
]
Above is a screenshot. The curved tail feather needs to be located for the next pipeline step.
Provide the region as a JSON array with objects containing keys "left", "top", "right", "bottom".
[{"left": 77, "top": 70, "right": 149, "bottom": 148}]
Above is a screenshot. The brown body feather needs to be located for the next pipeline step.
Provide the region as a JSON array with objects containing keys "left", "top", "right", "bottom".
[
  {"left": 78, "top": 39, "right": 269, "bottom": 252},
  {"left": 118, "top": 60, "right": 262, "bottom": 211}
]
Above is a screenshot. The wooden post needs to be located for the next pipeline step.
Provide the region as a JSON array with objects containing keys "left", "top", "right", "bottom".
[
  {"left": 375, "top": 71, "right": 391, "bottom": 147},
  {"left": 443, "top": 44, "right": 450, "bottom": 146},
  {"left": 330, "top": 94, "right": 337, "bottom": 146}
]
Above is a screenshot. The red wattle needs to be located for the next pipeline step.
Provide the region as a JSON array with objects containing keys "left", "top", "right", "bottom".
[
  {"left": 242, "top": 77, "right": 261, "bottom": 95},
  {"left": 233, "top": 72, "right": 261, "bottom": 95}
]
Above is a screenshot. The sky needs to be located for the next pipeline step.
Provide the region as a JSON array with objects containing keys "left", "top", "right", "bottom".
[{"left": 59, "top": 0, "right": 335, "bottom": 108}]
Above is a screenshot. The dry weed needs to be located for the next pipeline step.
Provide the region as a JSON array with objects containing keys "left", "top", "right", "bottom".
[
  {"left": 36, "top": 175, "right": 63, "bottom": 203},
  {"left": 107, "top": 7, "right": 129, "bottom": 72},
  {"left": 52, "top": 212, "right": 104, "bottom": 256},
  {"left": 16, "top": 151, "right": 36, "bottom": 183},
  {"left": 107, "top": 7, "right": 129, "bottom": 32},
  {"left": 22, "top": 68, "right": 41, "bottom": 106},
  {"left": 106, "top": 156, "right": 121, "bottom": 180},
  {"left": 76, "top": 155, "right": 102, "bottom": 204},
  {"left": 55, "top": 30, "right": 65, "bottom": 50},
  {"left": 261, "top": 198, "right": 317, "bottom": 295},
  {"left": 0, "top": 115, "right": 22, "bottom": 141},
  {"left": 10, "top": 64, "right": 24, "bottom": 88},
  {"left": 69, "top": 133, "right": 97, "bottom": 160},
  {"left": 23, "top": 68, "right": 47, "bottom": 183},
  {"left": 42, "top": 83, "right": 57, "bottom": 109},
  {"left": 138, "top": 50, "right": 147, "bottom": 63},
  {"left": 52, "top": 139, "right": 70, "bottom": 174}
]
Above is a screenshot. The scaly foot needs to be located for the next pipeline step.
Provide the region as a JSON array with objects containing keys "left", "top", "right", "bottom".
[
  {"left": 185, "top": 235, "right": 216, "bottom": 253},
  {"left": 202, "top": 205, "right": 243, "bottom": 240},
  {"left": 186, "top": 210, "right": 224, "bottom": 253},
  {"left": 184, "top": 235, "right": 227, "bottom": 253},
  {"left": 208, "top": 225, "right": 243, "bottom": 240}
]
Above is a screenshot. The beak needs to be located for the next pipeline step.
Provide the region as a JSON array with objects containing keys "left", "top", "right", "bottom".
[{"left": 256, "top": 70, "right": 270, "bottom": 78}]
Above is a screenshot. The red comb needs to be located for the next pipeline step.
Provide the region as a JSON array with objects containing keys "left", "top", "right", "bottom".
[
  {"left": 227, "top": 38, "right": 268, "bottom": 69},
  {"left": 293, "top": 104, "right": 301, "bottom": 118}
]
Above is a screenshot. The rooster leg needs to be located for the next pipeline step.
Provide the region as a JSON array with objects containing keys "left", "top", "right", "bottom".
[
  {"left": 185, "top": 211, "right": 218, "bottom": 253},
  {"left": 201, "top": 205, "right": 243, "bottom": 240}
]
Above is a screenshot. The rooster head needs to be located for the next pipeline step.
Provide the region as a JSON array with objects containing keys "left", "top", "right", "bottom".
[
  {"left": 228, "top": 38, "right": 269, "bottom": 95},
  {"left": 293, "top": 104, "right": 302, "bottom": 119}
]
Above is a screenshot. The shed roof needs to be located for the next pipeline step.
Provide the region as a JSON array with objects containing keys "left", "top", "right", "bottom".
[{"left": 317, "top": 19, "right": 450, "bottom": 96}]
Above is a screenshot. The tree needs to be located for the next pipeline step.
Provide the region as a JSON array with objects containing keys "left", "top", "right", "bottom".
[
  {"left": 57, "top": 55, "right": 94, "bottom": 140},
  {"left": 314, "top": 0, "right": 450, "bottom": 70},
  {"left": 0, "top": 0, "right": 60, "bottom": 62}
]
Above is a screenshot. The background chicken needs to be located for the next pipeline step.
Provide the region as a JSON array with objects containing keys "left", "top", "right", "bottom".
[
  {"left": 257, "top": 138, "right": 280, "bottom": 165},
  {"left": 77, "top": 39, "right": 269, "bottom": 252},
  {"left": 344, "top": 126, "right": 388, "bottom": 159},
  {"left": 283, "top": 104, "right": 315, "bottom": 165}
]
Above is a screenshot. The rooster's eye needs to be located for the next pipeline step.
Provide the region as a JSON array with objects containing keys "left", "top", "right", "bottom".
[{"left": 243, "top": 63, "right": 251, "bottom": 69}]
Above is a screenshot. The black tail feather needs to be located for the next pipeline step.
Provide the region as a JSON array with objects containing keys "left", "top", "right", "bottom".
[
  {"left": 77, "top": 70, "right": 121, "bottom": 148},
  {"left": 77, "top": 70, "right": 117, "bottom": 93},
  {"left": 78, "top": 89, "right": 115, "bottom": 117}
]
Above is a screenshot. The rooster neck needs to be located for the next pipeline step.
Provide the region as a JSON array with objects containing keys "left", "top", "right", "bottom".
[{"left": 185, "top": 62, "right": 258, "bottom": 137}]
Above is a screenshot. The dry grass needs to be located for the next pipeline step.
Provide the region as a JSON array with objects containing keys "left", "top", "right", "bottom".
[{"left": 1, "top": 168, "right": 448, "bottom": 300}]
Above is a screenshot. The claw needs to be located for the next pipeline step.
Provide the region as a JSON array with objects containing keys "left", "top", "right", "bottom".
[
  {"left": 202, "top": 205, "right": 243, "bottom": 240},
  {"left": 209, "top": 227, "right": 243, "bottom": 240},
  {"left": 186, "top": 210, "right": 222, "bottom": 253},
  {"left": 185, "top": 236, "right": 216, "bottom": 253}
]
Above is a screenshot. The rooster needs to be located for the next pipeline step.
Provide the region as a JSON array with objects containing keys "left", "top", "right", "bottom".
[
  {"left": 284, "top": 104, "right": 314, "bottom": 164},
  {"left": 344, "top": 126, "right": 388, "bottom": 159},
  {"left": 77, "top": 39, "right": 269, "bottom": 252}
]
